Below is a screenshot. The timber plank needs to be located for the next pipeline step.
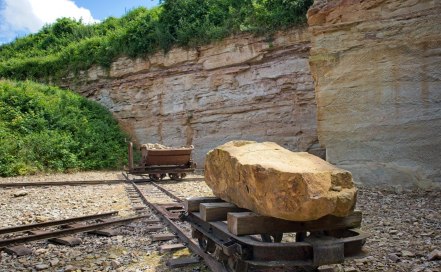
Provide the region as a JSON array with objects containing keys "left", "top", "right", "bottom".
[
  {"left": 228, "top": 211, "right": 362, "bottom": 236},
  {"left": 200, "top": 202, "right": 248, "bottom": 222},
  {"left": 2, "top": 245, "right": 33, "bottom": 256},
  {"left": 166, "top": 257, "right": 200, "bottom": 268},
  {"left": 158, "top": 243, "right": 186, "bottom": 253},
  {"left": 89, "top": 228, "right": 118, "bottom": 237},
  {"left": 145, "top": 224, "right": 164, "bottom": 232},
  {"left": 49, "top": 236, "right": 82, "bottom": 246},
  {"left": 152, "top": 233, "right": 176, "bottom": 241},
  {"left": 184, "top": 197, "right": 224, "bottom": 212}
]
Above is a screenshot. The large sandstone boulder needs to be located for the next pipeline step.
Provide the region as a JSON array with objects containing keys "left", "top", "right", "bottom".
[{"left": 204, "top": 141, "right": 357, "bottom": 221}]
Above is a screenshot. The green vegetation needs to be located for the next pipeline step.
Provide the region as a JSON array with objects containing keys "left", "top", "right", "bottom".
[
  {"left": 0, "top": 0, "right": 312, "bottom": 176},
  {"left": 0, "top": 80, "right": 127, "bottom": 176},
  {"left": 0, "top": 0, "right": 312, "bottom": 81}
]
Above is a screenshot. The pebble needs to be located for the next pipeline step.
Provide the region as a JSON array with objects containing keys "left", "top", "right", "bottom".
[
  {"left": 402, "top": 250, "right": 416, "bottom": 257},
  {"left": 35, "top": 215, "right": 50, "bottom": 223},
  {"left": 35, "top": 264, "right": 49, "bottom": 270},
  {"left": 388, "top": 253, "right": 400, "bottom": 262},
  {"left": 64, "top": 265, "right": 76, "bottom": 272},
  {"left": 13, "top": 190, "right": 28, "bottom": 197},
  {"left": 49, "top": 258, "right": 59, "bottom": 266},
  {"left": 35, "top": 248, "right": 48, "bottom": 255},
  {"left": 427, "top": 249, "right": 441, "bottom": 261},
  {"left": 111, "top": 260, "right": 121, "bottom": 268}
]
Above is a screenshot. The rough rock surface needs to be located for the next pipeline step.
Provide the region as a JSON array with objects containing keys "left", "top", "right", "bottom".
[
  {"left": 58, "top": 28, "right": 320, "bottom": 167},
  {"left": 204, "top": 141, "right": 357, "bottom": 221},
  {"left": 308, "top": 0, "right": 441, "bottom": 186}
]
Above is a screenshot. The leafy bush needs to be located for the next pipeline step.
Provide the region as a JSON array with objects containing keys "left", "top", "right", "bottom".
[
  {"left": 0, "top": 0, "right": 313, "bottom": 81},
  {"left": 0, "top": 80, "right": 128, "bottom": 176}
]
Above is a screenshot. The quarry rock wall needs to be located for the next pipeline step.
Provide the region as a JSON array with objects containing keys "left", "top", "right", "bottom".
[
  {"left": 60, "top": 0, "right": 441, "bottom": 187},
  {"left": 62, "top": 28, "right": 320, "bottom": 167},
  {"left": 308, "top": 0, "right": 441, "bottom": 186}
]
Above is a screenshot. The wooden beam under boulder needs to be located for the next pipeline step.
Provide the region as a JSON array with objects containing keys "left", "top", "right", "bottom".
[
  {"left": 227, "top": 210, "right": 362, "bottom": 236},
  {"left": 184, "top": 196, "right": 224, "bottom": 212},
  {"left": 200, "top": 202, "right": 248, "bottom": 222},
  {"left": 204, "top": 141, "right": 358, "bottom": 221}
]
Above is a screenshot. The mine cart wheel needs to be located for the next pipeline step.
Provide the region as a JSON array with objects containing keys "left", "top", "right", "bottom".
[
  {"left": 149, "top": 173, "right": 166, "bottom": 181},
  {"left": 260, "top": 233, "right": 283, "bottom": 243},
  {"left": 198, "top": 236, "right": 216, "bottom": 253},
  {"left": 168, "top": 173, "right": 186, "bottom": 181}
]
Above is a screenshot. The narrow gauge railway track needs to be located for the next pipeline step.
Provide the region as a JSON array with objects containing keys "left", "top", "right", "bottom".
[
  {"left": 124, "top": 176, "right": 368, "bottom": 272},
  {"left": 123, "top": 175, "right": 227, "bottom": 272},
  {"left": 0, "top": 179, "right": 126, "bottom": 188},
  {"left": 0, "top": 211, "right": 148, "bottom": 254}
]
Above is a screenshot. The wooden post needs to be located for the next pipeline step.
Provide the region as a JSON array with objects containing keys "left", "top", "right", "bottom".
[{"left": 128, "top": 141, "right": 134, "bottom": 171}]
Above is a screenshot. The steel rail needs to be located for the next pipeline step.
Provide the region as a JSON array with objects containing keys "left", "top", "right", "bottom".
[
  {"left": 0, "top": 180, "right": 126, "bottom": 188},
  {"left": 123, "top": 172, "right": 182, "bottom": 202},
  {"left": 0, "top": 211, "right": 119, "bottom": 235},
  {"left": 150, "top": 181, "right": 182, "bottom": 202},
  {"left": 0, "top": 215, "right": 147, "bottom": 248},
  {"left": 130, "top": 182, "right": 227, "bottom": 272}
]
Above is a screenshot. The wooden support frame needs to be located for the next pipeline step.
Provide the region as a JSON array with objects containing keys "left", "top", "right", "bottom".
[
  {"left": 200, "top": 202, "right": 248, "bottom": 222},
  {"left": 227, "top": 211, "right": 362, "bottom": 236},
  {"left": 184, "top": 197, "right": 224, "bottom": 212}
]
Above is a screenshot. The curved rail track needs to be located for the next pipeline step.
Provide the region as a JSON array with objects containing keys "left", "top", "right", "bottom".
[{"left": 123, "top": 174, "right": 228, "bottom": 271}]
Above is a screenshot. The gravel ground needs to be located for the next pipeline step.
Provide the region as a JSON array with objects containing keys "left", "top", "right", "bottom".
[
  {"left": 0, "top": 172, "right": 440, "bottom": 272},
  {"left": 0, "top": 171, "right": 123, "bottom": 184},
  {"left": 343, "top": 186, "right": 440, "bottom": 272},
  {"left": 0, "top": 172, "right": 209, "bottom": 272}
]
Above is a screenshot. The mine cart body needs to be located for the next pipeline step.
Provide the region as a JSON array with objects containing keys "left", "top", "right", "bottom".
[
  {"left": 127, "top": 142, "right": 196, "bottom": 181},
  {"left": 182, "top": 197, "right": 368, "bottom": 271}
]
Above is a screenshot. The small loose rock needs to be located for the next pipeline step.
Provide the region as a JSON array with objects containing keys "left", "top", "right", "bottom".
[
  {"left": 402, "top": 250, "right": 415, "bottom": 257},
  {"left": 111, "top": 260, "right": 121, "bottom": 268},
  {"left": 64, "top": 265, "right": 76, "bottom": 272},
  {"left": 388, "top": 253, "right": 400, "bottom": 262},
  {"left": 49, "top": 258, "right": 59, "bottom": 266},
  {"left": 35, "top": 263, "right": 49, "bottom": 270},
  {"left": 13, "top": 190, "right": 28, "bottom": 197},
  {"left": 428, "top": 249, "right": 441, "bottom": 261}
]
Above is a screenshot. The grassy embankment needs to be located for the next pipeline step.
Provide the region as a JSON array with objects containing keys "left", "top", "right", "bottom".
[{"left": 0, "top": 80, "right": 127, "bottom": 176}]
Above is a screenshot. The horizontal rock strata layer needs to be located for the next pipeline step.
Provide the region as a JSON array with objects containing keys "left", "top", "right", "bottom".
[
  {"left": 204, "top": 141, "right": 357, "bottom": 221},
  {"left": 308, "top": 0, "right": 441, "bottom": 185},
  {"left": 59, "top": 28, "right": 320, "bottom": 167}
]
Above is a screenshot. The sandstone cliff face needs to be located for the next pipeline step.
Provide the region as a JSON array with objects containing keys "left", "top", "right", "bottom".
[
  {"left": 61, "top": 28, "right": 319, "bottom": 167},
  {"left": 308, "top": 0, "right": 441, "bottom": 185}
]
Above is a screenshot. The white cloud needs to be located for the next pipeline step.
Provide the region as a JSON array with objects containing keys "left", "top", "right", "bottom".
[{"left": 0, "top": 0, "right": 98, "bottom": 44}]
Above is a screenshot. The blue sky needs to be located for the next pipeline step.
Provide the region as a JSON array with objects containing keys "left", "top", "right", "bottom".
[
  {"left": 0, "top": 0, "right": 160, "bottom": 45},
  {"left": 75, "top": 0, "right": 159, "bottom": 20}
]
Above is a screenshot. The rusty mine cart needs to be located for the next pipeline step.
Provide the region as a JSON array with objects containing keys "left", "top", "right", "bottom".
[{"left": 126, "top": 142, "right": 196, "bottom": 181}]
